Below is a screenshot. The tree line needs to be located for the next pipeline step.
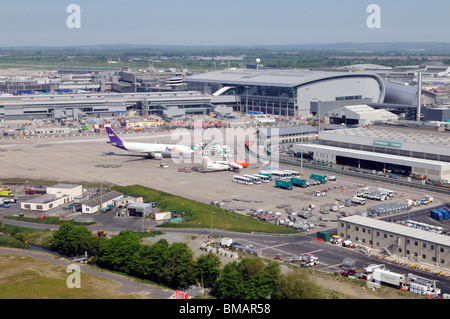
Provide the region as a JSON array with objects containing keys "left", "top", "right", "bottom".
[{"left": 50, "top": 223, "right": 327, "bottom": 299}]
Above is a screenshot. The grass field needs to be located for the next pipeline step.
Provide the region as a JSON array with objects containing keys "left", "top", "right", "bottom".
[
  {"left": 0, "top": 253, "right": 146, "bottom": 299},
  {"left": 113, "top": 185, "right": 298, "bottom": 234}
]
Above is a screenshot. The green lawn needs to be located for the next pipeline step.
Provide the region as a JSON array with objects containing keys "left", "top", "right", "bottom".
[{"left": 113, "top": 185, "right": 298, "bottom": 234}]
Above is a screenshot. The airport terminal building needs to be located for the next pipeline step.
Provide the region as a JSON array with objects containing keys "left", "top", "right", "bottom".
[{"left": 186, "top": 68, "right": 386, "bottom": 116}]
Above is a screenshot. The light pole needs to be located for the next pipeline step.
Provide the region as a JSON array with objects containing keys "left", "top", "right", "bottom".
[{"left": 211, "top": 212, "right": 215, "bottom": 237}]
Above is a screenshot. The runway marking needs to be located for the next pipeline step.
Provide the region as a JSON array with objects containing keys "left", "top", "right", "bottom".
[{"left": 259, "top": 242, "right": 291, "bottom": 251}]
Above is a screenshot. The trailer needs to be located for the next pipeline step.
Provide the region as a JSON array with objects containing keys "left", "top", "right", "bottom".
[
  {"left": 372, "top": 269, "right": 407, "bottom": 289},
  {"left": 310, "top": 174, "right": 327, "bottom": 183},
  {"left": 290, "top": 177, "right": 307, "bottom": 188},
  {"left": 274, "top": 179, "right": 293, "bottom": 190}
]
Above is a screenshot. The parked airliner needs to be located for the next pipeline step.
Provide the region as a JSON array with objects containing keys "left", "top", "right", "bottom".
[{"left": 105, "top": 125, "right": 193, "bottom": 159}]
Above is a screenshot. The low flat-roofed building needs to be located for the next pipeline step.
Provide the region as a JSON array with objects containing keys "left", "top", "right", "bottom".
[
  {"left": 338, "top": 215, "right": 450, "bottom": 268},
  {"left": 82, "top": 190, "right": 123, "bottom": 214},
  {"left": 20, "top": 194, "right": 71, "bottom": 212}
]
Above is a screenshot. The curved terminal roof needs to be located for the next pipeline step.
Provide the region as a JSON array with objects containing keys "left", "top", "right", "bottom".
[{"left": 186, "top": 68, "right": 385, "bottom": 89}]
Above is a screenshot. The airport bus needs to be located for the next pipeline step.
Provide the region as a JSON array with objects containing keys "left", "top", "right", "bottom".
[
  {"left": 270, "top": 170, "right": 291, "bottom": 180},
  {"left": 258, "top": 172, "right": 273, "bottom": 180},
  {"left": 253, "top": 174, "right": 271, "bottom": 183},
  {"left": 232, "top": 175, "right": 253, "bottom": 185},
  {"left": 283, "top": 170, "right": 300, "bottom": 177},
  {"left": 243, "top": 174, "right": 262, "bottom": 184}
]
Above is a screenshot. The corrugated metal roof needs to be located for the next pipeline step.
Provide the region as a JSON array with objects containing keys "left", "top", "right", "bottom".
[
  {"left": 340, "top": 215, "right": 450, "bottom": 246},
  {"left": 258, "top": 125, "right": 317, "bottom": 137},
  {"left": 82, "top": 190, "right": 123, "bottom": 207}
]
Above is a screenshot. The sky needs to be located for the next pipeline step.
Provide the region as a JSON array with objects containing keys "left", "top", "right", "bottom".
[{"left": 0, "top": 0, "right": 449, "bottom": 47}]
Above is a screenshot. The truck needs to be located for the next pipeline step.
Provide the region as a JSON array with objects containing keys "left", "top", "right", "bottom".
[
  {"left": 275, "top": 179, "right": 293, "bottom": 190},
  {"left": 372, "top": 269, "right": 407, "bottom": 289},
  {"left": 290, "top": 177, "right": 307, "bottom": 188},
  {"left": 298, "top": 253, "right": 319, "bottom": 267},
  {"left": 351, "top": 196, "right": 366, "bottom": 205},
  {"left": 0, "top": 190, "right": 14, "bottom": 197},
  {"left": 423, "top": 195, "right": 434, "bottom": 203},
  {"left": 310, "top": 174, "right": 327, "bottom": 184}
]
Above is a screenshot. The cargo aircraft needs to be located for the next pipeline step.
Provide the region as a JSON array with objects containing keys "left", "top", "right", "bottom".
[{"left": 105, "top": 125, "right": 193, "bottom": 159}]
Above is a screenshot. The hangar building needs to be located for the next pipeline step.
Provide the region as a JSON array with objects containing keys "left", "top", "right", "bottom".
[
  {"left": 293, "top": 125, "right": 450, "bottom": 181},
  {"left": 186, "top": 68, "right": 385, "bottom": 116}
]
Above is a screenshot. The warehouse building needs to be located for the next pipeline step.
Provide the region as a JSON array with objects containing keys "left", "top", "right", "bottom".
[
  {"left": 186, "top": 68, "right": 385, "bottom": 116},
  {"left": 294, "top": 125, "right": 450, "bottom": 181},
  {"left": 338, "top": 215, "right": 450, "bottom": 268}
]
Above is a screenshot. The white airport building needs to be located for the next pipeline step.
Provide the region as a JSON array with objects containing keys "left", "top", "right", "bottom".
[
  {"left": 186, "top": 68, "right": 386, "bottom": 116},
  {"left": 294, "top": 125, "right": 450, "bottom": 181}
]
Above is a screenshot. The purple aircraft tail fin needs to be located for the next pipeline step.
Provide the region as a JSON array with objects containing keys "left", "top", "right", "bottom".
[{"left": 105, "top": 126, "right": 126, "bottom": 150}]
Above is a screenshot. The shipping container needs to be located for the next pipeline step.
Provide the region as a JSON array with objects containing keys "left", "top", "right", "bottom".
[{"left": 316, "top": 231, "right": 330, "bottom": 242}]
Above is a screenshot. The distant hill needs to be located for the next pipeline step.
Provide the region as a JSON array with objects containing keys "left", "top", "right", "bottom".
[{"left": 1, "top": 42, "right": 450, "bottom": 54}]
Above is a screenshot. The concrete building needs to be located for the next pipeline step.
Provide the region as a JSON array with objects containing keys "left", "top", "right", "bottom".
[
  {"left": 256, "top": 124, "right": 317, "bottom": 145},
  {"left": 81, "top": 190, "right": 123, "bottom": 214},
  {"left": 338, "top": 215, "right": 450, "bottom": 268},
  {"left": 0, "top": 91, "right": 212, "bottom": 121},
  {"left": 46, "top": 184, "right": 82, "bottom": 201},
  {"left": 186, "top": 68, "right": 385, "bottom": 116},
  {"left": 20, "top": 184, "right": 83, "bottom": 212},
  {"left": 21, "top": 194, "right": 71, "bottom": 212},
  {"left": 293, "top": 125, "right": 450, "bottom": 181},
  {"left": 313, "top": 103, "right": 398, "bottom": 126}
]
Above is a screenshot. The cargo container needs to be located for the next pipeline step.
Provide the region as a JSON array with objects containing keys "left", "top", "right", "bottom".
[
  {"left": 431, "top": 209, "right": 443, "bottom": 221},
  {"left": 290, "top": 177, "right": 307, "bottom": 188},
  {"left": 316, "top": 231, "right": 330, "bottom": 242},
  {"left": 310, "top": 174, "right": 327, "bottom": 183},
  {"left": 274, "top": 179, "right": 293, "bottom": 190},
  {"left": 437, "top": 208, "right": 450, "bottom": 220}
]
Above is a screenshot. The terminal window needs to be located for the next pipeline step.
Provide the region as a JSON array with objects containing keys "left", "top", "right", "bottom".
[{"left": 335, "top": 95, "right": 362, "bottom": 101}]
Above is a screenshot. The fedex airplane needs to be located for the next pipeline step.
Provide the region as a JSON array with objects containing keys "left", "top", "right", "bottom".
[{"left": 105, "top": 125, "right": 193, "bottom": 159}]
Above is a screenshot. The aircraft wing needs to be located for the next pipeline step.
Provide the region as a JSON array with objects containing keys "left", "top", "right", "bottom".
[{"left": 227, "top": 162, "right": 243, "bottom": 169}]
